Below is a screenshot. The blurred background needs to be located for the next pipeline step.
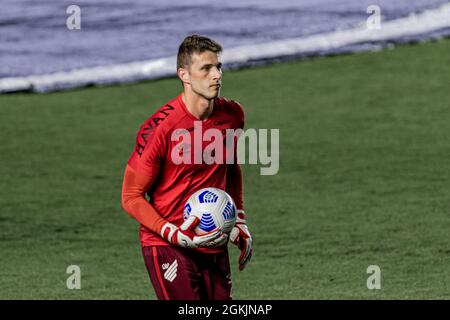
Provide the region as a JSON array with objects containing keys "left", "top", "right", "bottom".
[{"left": 1, "top": 0, "right": 449, "bottom": 91}]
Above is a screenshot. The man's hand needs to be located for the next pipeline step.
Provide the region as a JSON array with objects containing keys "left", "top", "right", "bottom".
[
  {"left": 230, "top": 210, "right": 253, "bottom": 271},
  {"left": 160, "top": 216, "right": 228, "bottom": 249}
]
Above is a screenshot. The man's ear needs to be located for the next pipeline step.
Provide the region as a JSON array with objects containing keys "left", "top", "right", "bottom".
[{"left": 178, "top": 68, "right": 190, "bottom": 85}]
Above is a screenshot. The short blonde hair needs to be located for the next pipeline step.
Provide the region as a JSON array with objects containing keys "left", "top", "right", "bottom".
[{"left": 177, "top": 34, "right": 222, "bottom": 70}]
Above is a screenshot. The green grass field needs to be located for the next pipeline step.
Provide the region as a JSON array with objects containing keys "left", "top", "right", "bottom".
[{"left": 1, "top": 38, "right": 450, "bottom": 299}]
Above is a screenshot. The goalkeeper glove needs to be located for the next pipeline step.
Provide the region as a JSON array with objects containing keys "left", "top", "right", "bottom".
[
  {"left": 160, "top": 216, "right": 228, "bottom": 249},
  {"left": 230, "top": 210, "right": 253, "bottom": 271}
]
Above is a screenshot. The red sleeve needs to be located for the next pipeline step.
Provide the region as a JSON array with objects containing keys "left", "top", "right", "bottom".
[
  {"left": 226, "top": 162, "right": 244, "bottom": 210},
  {"left": 239, "top": 103, "right": 245, "bottom": 129},
  {"left": 121, "top": 164, "right": 166, "bottom": 233},
  {"left": 233, "top": 100, "right": 245, "bottom": 129},
  {"left": 226, "top": 100, "right": 245, "bottom": 210},
  {"left": 127, "top": 116, "right": 167, "bottom": 177}
]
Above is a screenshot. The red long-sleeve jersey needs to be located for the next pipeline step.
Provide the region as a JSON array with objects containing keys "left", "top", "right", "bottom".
[{"left": 122, "top": 94, "right": 244, "bottom": 249}]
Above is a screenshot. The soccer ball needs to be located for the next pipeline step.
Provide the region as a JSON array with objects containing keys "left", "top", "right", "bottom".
[{"left": 183, "top": 187, "right": 237, "bottom": 235}]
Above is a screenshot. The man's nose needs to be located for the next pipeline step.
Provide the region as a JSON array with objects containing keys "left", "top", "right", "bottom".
[{"left": 211, "top": 66, "right": 222, "bottom": 80}]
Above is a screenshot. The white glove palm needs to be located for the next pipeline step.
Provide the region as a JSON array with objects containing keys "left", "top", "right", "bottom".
[
  {"left": 230, "top": 210, "right": 253, "bottom": 271},
  {"left": 161, "top": 216, "right": 228, "bottom": 249}
]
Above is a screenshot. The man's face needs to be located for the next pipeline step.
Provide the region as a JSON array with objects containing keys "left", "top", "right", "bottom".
[{"left": 185, "top": 51, "right": 222, "bottom": 100}]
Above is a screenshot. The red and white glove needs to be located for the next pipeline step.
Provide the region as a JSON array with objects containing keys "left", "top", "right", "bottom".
[
  {"left": 160, "top": 216, "right": 228, "bottom": 249},
  {"left": 230, "top": 210, "right": 253, "bottom": 271}
]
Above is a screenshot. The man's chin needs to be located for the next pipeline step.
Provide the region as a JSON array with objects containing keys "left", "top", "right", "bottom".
[
  {"left": 203, "top": 91, "right": 220, "bottom": 100},
  {"left": 192, "top": 88, "right": 220, "bottom": 100},
  {"left": 211, "top": 88, "right": 221, "bottom": 98}
]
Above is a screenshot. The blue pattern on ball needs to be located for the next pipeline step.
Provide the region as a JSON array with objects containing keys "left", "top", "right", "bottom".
[
  {"left": 199, "top": 213, "right": 217, "bottom": 232},
  {"left": 198, "top": 190, "right": 219, "bottom": 204},
  {"left": 222, "top": 201, "right": 236, "bottom": 221},
  {"left": 183, "top": 203, "right": 192, "bottom": 220}
]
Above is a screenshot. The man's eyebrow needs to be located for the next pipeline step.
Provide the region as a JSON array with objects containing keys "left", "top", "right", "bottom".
[{"left": 200, "top": 62, "right": 222, "bottom": 69}]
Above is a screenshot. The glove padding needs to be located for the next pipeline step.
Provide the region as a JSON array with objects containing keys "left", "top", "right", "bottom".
[
  {"left": 161, "top": 216, "right": 228, "bottom": 249},
  {"left": 230, "top": 210, "right": 253, "bottom": 271}
]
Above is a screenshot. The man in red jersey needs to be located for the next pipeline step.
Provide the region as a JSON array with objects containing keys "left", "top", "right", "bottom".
[{"left": 121, "top": 34, "right": 253, "bottom": 300}]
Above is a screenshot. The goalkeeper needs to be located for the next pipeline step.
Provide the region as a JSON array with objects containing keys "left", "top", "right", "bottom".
[{"left": 121, "top": 34, "right": 253, "bottom": 300}]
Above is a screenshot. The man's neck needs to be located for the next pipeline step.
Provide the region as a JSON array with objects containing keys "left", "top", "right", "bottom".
[{"left": 181, "top": 91, "right": 214, "bottom": 120}]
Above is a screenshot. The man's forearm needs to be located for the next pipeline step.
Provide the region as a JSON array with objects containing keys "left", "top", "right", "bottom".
[{"left": 121, "top": 164, "right": 166, "bottom": 233}]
